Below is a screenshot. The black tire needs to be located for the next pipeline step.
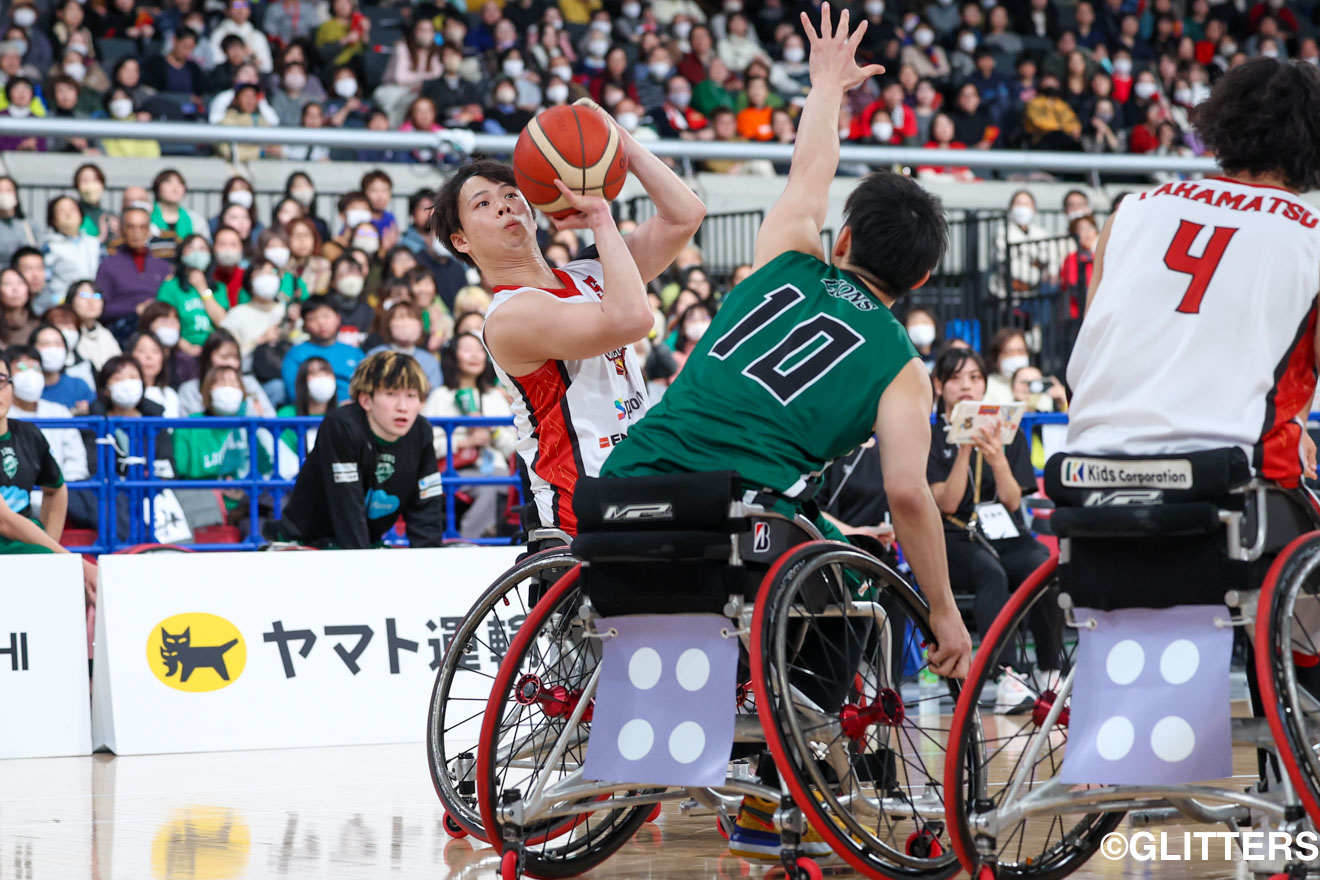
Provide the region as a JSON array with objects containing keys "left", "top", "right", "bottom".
[{"left": 426, "top": 547, "right": 575, "bottom": 839}]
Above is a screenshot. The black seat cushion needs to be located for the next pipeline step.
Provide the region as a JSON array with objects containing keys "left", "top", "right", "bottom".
[
  {"left": 573, "top": 471, "right": 743, "bottom": 533},
  {"left": 1051, "top": 502, "right": 1222, "bottom": 539},
  {"left": 572, "top": 530, "right": 732, "bottom": 563},
  {"left": 1045, "top": 447, "right": 1250, "bottom": 508}
]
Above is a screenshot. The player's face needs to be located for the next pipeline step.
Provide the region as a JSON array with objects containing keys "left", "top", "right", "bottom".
[
  {"left": 452, "top": 176, "right": 535, "bottom": 268},
  {"left": 361, "top": 387, "right": 422, "bottom": 441}
]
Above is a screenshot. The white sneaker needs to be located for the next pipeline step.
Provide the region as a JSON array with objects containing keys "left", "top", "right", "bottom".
[
  {"left": 994, "top": 673, "right": 1035, "bottom": 715},
  {"left": 1033, "top": 668, "right": 1062, "bottom": 696}
]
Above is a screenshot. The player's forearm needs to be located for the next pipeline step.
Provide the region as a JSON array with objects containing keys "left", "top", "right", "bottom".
[
  {"left": 623, "top": 135, "right": 706, "bottom": 233},
  {"left": 785, "top": 78, "right": 846, "bottom": 229},
  {"left": 888, "top": 485, "right": 957, "bottom": 616},
  {"left": 592, "top": 219, "right": 653, "bottom": 339},
  {"left": 0, "top": 505, "right": 68, "bottom": 554},
  {"left": 40, "top": 485, "right": 68, "bottom": 542}
]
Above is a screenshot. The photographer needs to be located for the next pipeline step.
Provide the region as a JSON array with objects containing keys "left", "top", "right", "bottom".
[
  {"left": 927, "top": 347, "right": 1059, "bottom": 715},
  {"left": 1012, "top": 364, "right": 1069, "bottom": 470}
]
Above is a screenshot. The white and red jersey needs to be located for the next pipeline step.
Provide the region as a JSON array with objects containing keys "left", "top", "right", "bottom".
[
  {"left": 1066, "top": 177, "right": 1320, "bottom": 487},
  {"left": 482, "top": 259, "right": 649, "bottom": 533}
]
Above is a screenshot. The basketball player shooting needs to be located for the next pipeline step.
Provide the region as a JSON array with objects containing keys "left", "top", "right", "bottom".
[{"left": 429, "top": 121, "right": 705, "bottom": 534}]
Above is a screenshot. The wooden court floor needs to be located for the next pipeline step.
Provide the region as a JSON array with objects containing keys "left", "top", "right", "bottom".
[{"left": 0, "top": 736, "right": 1261, "bottom": 879}]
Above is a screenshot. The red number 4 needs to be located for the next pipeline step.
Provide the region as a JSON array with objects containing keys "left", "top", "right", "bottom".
[{"left": 1164, "top": 219, "right": 1239, "bottom": 314}]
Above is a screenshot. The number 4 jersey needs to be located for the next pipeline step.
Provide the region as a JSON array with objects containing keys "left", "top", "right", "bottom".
[
  {"left": 1066, "top": 176, "right": 1320, "bottom": 486},
  {"left": 602, "top": 250, "right": 917, "bottom": 498}
]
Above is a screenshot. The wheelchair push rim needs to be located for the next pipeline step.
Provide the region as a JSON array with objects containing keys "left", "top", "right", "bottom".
[
  {"left": 944, "top": 555, "right": 1125, "bottom": 880},
  {"left": 426, "top": 546, "right": 577, "bottom": 841},
  {"left": 751, "top": 540, "right": 970, "bottom": 880}
]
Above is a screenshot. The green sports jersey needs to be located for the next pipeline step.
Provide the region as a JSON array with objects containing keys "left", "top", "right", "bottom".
[{"left": 603, "top": 250, "right": 918, "bottom": 497}]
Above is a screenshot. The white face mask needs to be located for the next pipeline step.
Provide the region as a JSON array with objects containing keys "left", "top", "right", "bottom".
[
  {"left": 336, "top": 275, "right": 365, "bottom": 298},
  {"left": 685, "top": 320, "right": 710, "bottom": 341},
  {"left": 263, "top": 246, "right": 290, "bottom": 268},
  {"left": 872, "top": 120, "right": 893, "bottom": 141},
  {"left": 1261, "top": 47, "right": 1279, "bottom": 59},
  {"left": 38, "top": 347, "right": 66, "bottom": 373},
  {"left": 552, "top": 64, "right": 573, "bottom": 81},
  {"left": 0, "top": 192, "right": 17, "bottom": 212},
  {"left": 546, "top": 83, "right": 569, "bottom": 103},
  {"left": 914, "top": 28, "right": 934, "bottom": 47},
  {"left": 1113, "top": 57, "right": 1133, "bottom": 75},
  {"left": 109, "top": 378, "right": 143, "bottom": 409},
  {"left": 181, "top": 250, "right": 210, "bottom": 271},
  {"left": 502, "top": 58, "right": 525, "bottom": 76},
  {"left": 60, "top": 327, "right": 79, "bottom": 351},
  {"left": 959, "top": 32, "right": 977, "bottom": 53},
  {"left": 648, "top": 61, "right": 671, "bottom": 79},
  {"left": 587, "top": 38, "right": 610, "bottom": 56},
  {"left": 1009, "top": 204, "right": 1035, "bottom": 227},
  {"left": 866, "top": 0, "right": 885, "bottom": 14},
  {"left": 351, "top": 235, "right": 379, "bottom": 253},
  {"left": 65, "top": 61, "right": 86, "bottom": 82},
  {"left": 1000, "top": 354, "right": 1030, "bottom": 377},
  {"left": 334, "top": 77, "right": 358, "bottom": 98},
  {"left": 290, "top": 187, "right": 315, "bottom": 206},
  {"left": 110, "top": 98, "right": 134, "bottom": 119},
  {"left": 616, "top": 111, "right": 639, "bottom": 131},
  {"left": 672, "top": 20, "right": 691, "bottom": 38},
  {"left": 215, "top": 248, "right": 243, "bottom": 267},
  {"left": 783, "top": 45, "right": 805, "bottom": 63},
  {"left": 11, "top": 368, "right": 43, "bottom": 402},
  {"left": 209, "top": 385, "right": 245, "bottom": 416},
  {"left": 153, "top": 325, "right": 180, "bottom": 348},
  {"left": 1133, "top": 81, "right": 1157, "bottom": 100},
  {"left": 344, "top": 208, "right": 372, "bottom": 229},
  {"left": 307, "top": 374, "right": 338, "bottom": 403},
  {"left": 12, "top": 7, "right": 36, "bottom": 28},
  {"left": 1173, "top": 87, "right": 1193, "bottom": 105},
  {"left": 227, "top": 189, "right": 254, "bottom": 208},
  {"left": 495, "top": 88, "right": 516, "bottom": 105},
  {"left": 251, "top": 273, "right": 280, "bottom": 300},
  {"left": 622, "top": 1, "right": 640, "bottom": 16},
  {"left": 283, "top": 71, "right": 306, "bottom": 91},
  {"left": 668, "top": 90, "right": 690, "bottom": 108},
  {"left": 907, "top": 323, "right": 936, "bottom": 348}
]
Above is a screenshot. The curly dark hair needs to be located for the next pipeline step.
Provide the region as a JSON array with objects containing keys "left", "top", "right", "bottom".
[{"left": 1192, "top": 58, "right": 1320, "bottom": 192}]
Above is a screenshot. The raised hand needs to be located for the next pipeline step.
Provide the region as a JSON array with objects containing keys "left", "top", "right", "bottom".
[
  {"left": 550, "top": 179, "right": 616, "bottom": 231},
  {"left": 801, "top": 2, "right": 886, "bottom": 93}
]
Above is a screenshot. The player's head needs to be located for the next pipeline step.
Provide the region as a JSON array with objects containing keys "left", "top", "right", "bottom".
[
  {"left": 834, "top": 170, "right": 947, "bottom": 301},
  {"left": 932, "top": 346, "right": 988, "bottom": 415},
  {"left": 350, "top": 350, "right": 430, "bottom": 441},
  {"left": 1193, "top": 57, "right": 1320, "bottom": 192},
  {"left": 431, "top": 158, "right": 537, "bottom": 270}
]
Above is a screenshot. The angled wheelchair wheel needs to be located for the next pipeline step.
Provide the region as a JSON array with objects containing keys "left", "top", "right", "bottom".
[
  {"left": 427, "top": 546, "right": 576, "bottom": 841},
  {"left": 476, "top": 565, "right": 653, "bottom": 878},
  {"left": 944, "top": 556, "right": 1124, "bottom": 880},
  {"left": 751, "top": 540, "right": 973, "bottom": 880},
  {"left": 1257, "top": 531, "right": 1320, "bottom": 826}
]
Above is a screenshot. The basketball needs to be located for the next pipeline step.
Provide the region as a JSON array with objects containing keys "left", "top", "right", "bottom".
[{"left": 513, "top": 103, "right": 629, "bottom": 219}]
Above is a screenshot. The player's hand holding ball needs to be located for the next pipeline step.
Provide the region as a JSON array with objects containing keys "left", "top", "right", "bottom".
[{"left": 512, "top": 102, "right": 629, "bottom": 220}]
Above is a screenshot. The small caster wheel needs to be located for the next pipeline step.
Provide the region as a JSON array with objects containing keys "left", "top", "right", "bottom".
[
  {"left": 794, "top": 857, "right": 824, "bottom": 880},
  {"left": 442, "top": 812, "right": 468, "bottom": 840},
  {"left": 905, "top": 828, "right": 943, "bottom": 858},
  {"left": 646, "top": 802, "right": 662, "bottom": 823},
  {"left": 500, "top": 849, "right": 521, "bottom": 880}
]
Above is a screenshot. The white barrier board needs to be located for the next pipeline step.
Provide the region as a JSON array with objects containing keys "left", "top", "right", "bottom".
[
  {"left": 0, "top": 555, "right": 92, "bottom": 758},
  {"left": 92, "top": 547, "right": 522, "bottom": 755}
]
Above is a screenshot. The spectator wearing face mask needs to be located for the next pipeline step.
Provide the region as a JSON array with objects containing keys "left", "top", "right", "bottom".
[
  {"left": 991, "top": 189, "right": 1060, "bottom": 299},
  {"left": 221, "top": 260, "right": 290, "bottom": 363},
  {"left": 983, "top": 326, "right": 1031, "bottom": 403},
  {"left": 326, "top": 66, "right": 371, "bottom": 130},
  {"left": 652, "top": 73, "right": 707, "bottom": 138},
  {"left": 29, "top": 322, "right": 94, "bottom": 413},
  {"left": 275, "top": 356, "right": 337, "bottom": 474},
  {"left": 210, "top": 0, "right": 274, "bottom": 73},
  {"left": 177, "top": 328, "right": 276, "bottom": 417},
  {"left": 770, "top": 33, "right": 811, "bottom": 101},
  {"left": 4, "top": 346, "right": 90, "bottom": 503},
  {"left": 422, "top": 45, "right": 484, "bottom": 114},
  {"left": 326, "top": 255, "right": 375, "bottom": 347},
  {"left": 903, "top": 306, "right": 940, "bottom": 370},
  {"left": 156, "top": 235, "right": 227, "bottom": 349},
  {"left": 668, "top": 301, "right": 715, "bottom": 382},
  {"left": 323, "top": 191, "right": 372, "bottom": 263},
  {"left": 486, "top": 77, "right": 534, "bottom": 134},
  {"left": 901, "top": 19, "right": 952, "bottom": 80},
  {"left": 367, "top": 301, "right": 443, "bottom": 391},
  {"left": 282, "top": 296, "right": 363, "bottom": 402},
  {"left": 271, "top": 62, "right": 314, "bottom": 127}
]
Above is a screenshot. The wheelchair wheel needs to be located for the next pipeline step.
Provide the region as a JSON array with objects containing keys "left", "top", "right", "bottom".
[
  {"left": 426, "top": 546, "right": 576, "bottom": 841},
  {"left": 476, "top": 565, "right": 653, "bottom": 878},
  {"left": 1257, "top": 531, "right": 1320, "bottom": 826},
  {"left": 944, "top": 557, "right": 1124, "bottom": 879},
  {"left": 751, "top": 540, "right": 973, "bottom": 880}
]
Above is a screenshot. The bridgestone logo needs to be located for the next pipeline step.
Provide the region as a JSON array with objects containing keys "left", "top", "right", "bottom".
[
  {"left": 1061, "top": 457, "right": 1193, "bottom": 489},
  {"left": 603, "top": 503, "right": 674, "bottom": 522}
]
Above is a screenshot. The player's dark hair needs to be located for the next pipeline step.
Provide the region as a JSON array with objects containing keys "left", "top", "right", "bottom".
[
  {"left": 430, "top": 159, "right": 518, "bottom": 268},
  {"left": 932, "top": 346, "right": 987, "bottom": 415},
  {"left": 841, "top": 170, "right": 947, "bottom": 299},
  {"left": 1193, "top": 58, "right": 1320, "bottom": 192}
]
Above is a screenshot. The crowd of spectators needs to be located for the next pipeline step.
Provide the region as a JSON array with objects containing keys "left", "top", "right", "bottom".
[{"left": 0, "top": 0, "right": 1307, "bottom": 173}]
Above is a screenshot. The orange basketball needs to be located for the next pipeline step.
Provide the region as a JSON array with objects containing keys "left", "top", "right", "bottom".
[{"left": 513, "top": 104, "right": 629, "bottom": 219}]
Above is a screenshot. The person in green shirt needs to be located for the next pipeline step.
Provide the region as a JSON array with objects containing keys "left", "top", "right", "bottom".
[
  {"left": 149, "top": 169, "right": 207, "bottom": 259},
  {"left": 74, "top": 162, "right": 109, "bottom": 241},
  {"left": 156, "top": 234, "right": 229, "bottom": 347}
]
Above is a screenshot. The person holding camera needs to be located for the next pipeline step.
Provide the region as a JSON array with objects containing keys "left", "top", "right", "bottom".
[
  {"left": 1012, "top": 363, "right": 1069, "bottom": 469},
  {"left": 927, "top": 346, "right": 1060, "bottom": 715}
]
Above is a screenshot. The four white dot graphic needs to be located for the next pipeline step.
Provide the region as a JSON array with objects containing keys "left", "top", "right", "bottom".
[
  {"left": 619, "top": 647, "right": 715, "bottom": 762},
  {"left": 1096, "top": 637, "right": 1201, "bottom": 763}
]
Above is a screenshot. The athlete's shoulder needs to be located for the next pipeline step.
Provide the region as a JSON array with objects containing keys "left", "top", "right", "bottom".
[{"left": 559, "top": 258, "right": 605, "bottom": 293}]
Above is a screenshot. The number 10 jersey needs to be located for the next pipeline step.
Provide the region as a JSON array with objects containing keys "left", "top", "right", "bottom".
[
  {"left": 602, "top": 250, "right": 918, "bottom": 498},
  {"left": 1066, "top": 176, "right": 1320, "bottom": 487}
]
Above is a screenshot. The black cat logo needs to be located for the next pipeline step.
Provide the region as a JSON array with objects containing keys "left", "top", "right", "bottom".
[{"left": 148, "top": 614, "right": 247, "bottom": 692}]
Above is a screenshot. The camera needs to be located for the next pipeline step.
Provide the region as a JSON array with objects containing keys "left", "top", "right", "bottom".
[{"left": 1028, "top": 379, "right": 1047, "bottom": 394}]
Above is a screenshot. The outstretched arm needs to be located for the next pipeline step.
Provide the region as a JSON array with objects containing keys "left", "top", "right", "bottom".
[{"left": 752, "top": 3, "right": 883, "bottom": 271}]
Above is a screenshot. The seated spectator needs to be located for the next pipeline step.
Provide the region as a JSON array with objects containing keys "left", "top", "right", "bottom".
[
  {"left": 126, "top": 330, "right": 180, "bottom": 417},
  {"left": 157, "top": 234, "right": 225, "bottom": 350},
  {"left": 41, "top": 304, "right": 96, "bottom": 382},
  {"left": 927, "top": 347, "right": 1056, "bottom": 713},
  {"left": 0, "top": 176, "right": 35, "bottom": 268},
  {"left": 1128, "top": 100, "right": 1166, "bottom": 155},
  {"left": 485, "top": 82, "right": 534, "bottom": 136},
  {"left": 285, "top": 218, "right": 331, "bottom": 296},
  {"left": 0, "top": 78, "right": 45, "bottom": 153},
  {"left": 376, "top": 17, "right": 443, "bottom": 123},
  {"left": 221, "top": 261, "right": 289, "bottom": 364},
  {"left": 149, "top": 170, "right": 207, "bottom": 259},
  {"left": 143, "top": 27, "right": 207, "bottom": 97},
  {"left": 254, "top": 229, "right": 307, "bottom": 301},
  {"left": 717, "top": 11, "right": 764, "bottom": 72},
  {"left": 283, "top": 173, "right": 329, "bottom": 242},
  {"left": 325, "top": 65, "right": 371, "bottom": 129},
  {"left": 88, "top": 353, "right": 173, "bottom": 466},
  {"left": 770, "top": 32, "right": 811, "bottom": 102},
  {"left": 1011, "top": 363, "right": 1068, "bottom": 470},
  {"left": 210, "top": 0, "right": 273, "bottom": 73},
  {"left": 96, "top": 207, "right": 172, "bottom": 344},
  {"left": 0, "top": 267, "right": 39, "bottom": 348},
  {"left": 208, "top": 226, "right": 248, "bottom": 307},
  {"left": 326, "top": 255, "right": 375, "bottom": 347},
  {"left": 41, "top": 197, "right": 101, "bottom": 315},
  {"left": 668, "top": 301, "right": 714, "bottom": 381},
  {"left": 73, "top": 164, "right": 110, "bottom": 242},
  {"left": 360, "top": 172, "right": 398, "bottom": 244},
  {"left": 903, "top": 306, "right": 940, "bottom": 370},
  {"left": 735, "top": 76, "right": 774, "bottom": 140},
  {"left": 5, "top": 345, "right": 90, "bottom": 499},
  {"left": 405, "top": 267, "right": 454, "bottom": 352},
  {"left": 274, "top": 356, "right": 337, "bottom": 473},
  {"left": 422, "top": 44, "right": 484, "bottom": 115},
  {"left": 983, "top": 326, "right": 1031, "bottom": 403},
  {"left": 173, "top": 364, "right": 271, "bottom": 527},
  {"left": 282, "top": 296, "right": 363, "bottom": 401},
  {"left": 652, "top": 74, "right": 707, "bottom": 138},
  {"left": 99, "top": 89, "right": 162, "bottom": 158},
  {"left": 217, "top": 84, "right": 276, "bottom": 161},
  {"left": 949, "top": 81, "right": 998, "bottom": 149},
  {"left": 992, "top": 190, "right": 1059, "bottom": 300},
  {"left": 65, "top": 280, "right": 120, "bottom": 370},
  {"left": 139, "top": 300, "right": 198, "bottom": 384},
  {"left": 316, "top": 0, "right": 369, "bottom": 70},
  {"left": 284, "top": 102, "right": 333, "bottom": 162},
  {"left": 263, "top": 0, "right": 319, "bottom": 45},
  {"left": 268, "top": 351, "right": 443, "bottom": 549},
  {"left": 1059, "top": 214, "right": 1099, "bottom": 312},
  {"left": 423, "top": 334, "right": 515, "bottom": 538},
  {"left": 902, "top": 20, "right": 951, "bottom": 81},
  {"left": 30, "top": 323, "right": 94, "bottom": 413},
  {"left": 178, "top": 329, "right": 276, "bottom": 417},
  {"left": 1022, "top": 73, "right": 1081, "bottom": 150},
  {"left": 271, "top": 61, "right": 314, "bottom": 127},
  {"left": 917, "top": 113, "right": 975, "bottom": 181},
  {"left": 367, "top": 302, "right": 443, "bottom": 390}
]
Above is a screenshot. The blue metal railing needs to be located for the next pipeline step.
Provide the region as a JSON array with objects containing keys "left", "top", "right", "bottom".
[{"left": 26, "top": 415, "right": 521, "bottom": 553}]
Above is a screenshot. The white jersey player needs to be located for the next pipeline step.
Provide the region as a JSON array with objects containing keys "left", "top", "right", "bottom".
[
  {"left": 429, "top": 114, "right": 705, "bottom": 533},
  {"left": 1066, "top": 58, "right": 1320, "bottom": 488}
]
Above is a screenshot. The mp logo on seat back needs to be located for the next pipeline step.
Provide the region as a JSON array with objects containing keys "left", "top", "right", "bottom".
[
  {"left": 603, "top": 503, "right": 674, "bottom": 522},
  {"left": 1084, "top": 489, "right": 1165, "bottom": 507},
  {"left": 1061, "top": 457, "right": 1194, "bottom": 489}
]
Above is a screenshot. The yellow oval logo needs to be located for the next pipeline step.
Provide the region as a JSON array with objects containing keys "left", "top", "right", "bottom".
[
  {"left": 151, "top": 806, "right": 250, "bottom": 879},
  {"left": 147, "top": 613, "right": 246, "bottom": 692}
]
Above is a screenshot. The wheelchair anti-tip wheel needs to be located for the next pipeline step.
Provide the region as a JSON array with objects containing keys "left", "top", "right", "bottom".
[
  {"left": 944, "top": 557, "right": 1125, "bottom": 879},
  {"left": 427, "top": 546, "right": 575, "bottom": 841},
  {"left": 1258, "top": 530, "right": 1320, "bottom": 827},
  {"left": 476, "top": 565, "right": 654, "bottom": 878},
  {"left": 752, "top": 540, "right": 976, "bottom": 880}
]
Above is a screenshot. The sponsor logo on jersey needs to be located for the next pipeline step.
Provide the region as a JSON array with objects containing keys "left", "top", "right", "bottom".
[
  {"left": 1061, "top": 457, "right": 1193, "bottom": 489},
  {"left": 598, "top": 432, "right": 628, "bottom": 449},
  {"left": 331, "top": 462, "right": 358, "bottom": 483},
  {"left": 375, "top": 453, "right": 396, "bottom": 484},
  {"left": 603, "top": 502, "right": 673, "bottom": 522},
  {"left": 752, "top": 522, "right": 771, "bottom": 553},
  {"left": 822, "top": 278, "right": 876, "bottom": 311},
  {"left": 614, "top": 393, "right": 644, "bottom": 421},
  {"left": 418, "top": 472, "right": 442, "bottom": 500},
  {"left": 1083, "top": 489, "right": 1165, "bottom": 507},
  {"left": 147, "top": 613, "right": 246, "bottom": 692},
  {"left": 1, "top": 445, "right": 16, "bottom": 478},
  {"left": 605, "top": 347, "right": 628, "bottom": 376}
]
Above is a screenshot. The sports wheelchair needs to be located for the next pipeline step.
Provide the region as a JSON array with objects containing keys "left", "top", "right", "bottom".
[
  {"left": 942, "top": 448, "right": 1320, "bottom": 879},
  {"left": 453, "top": 470, "right": 980, "bottom": 880}
]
